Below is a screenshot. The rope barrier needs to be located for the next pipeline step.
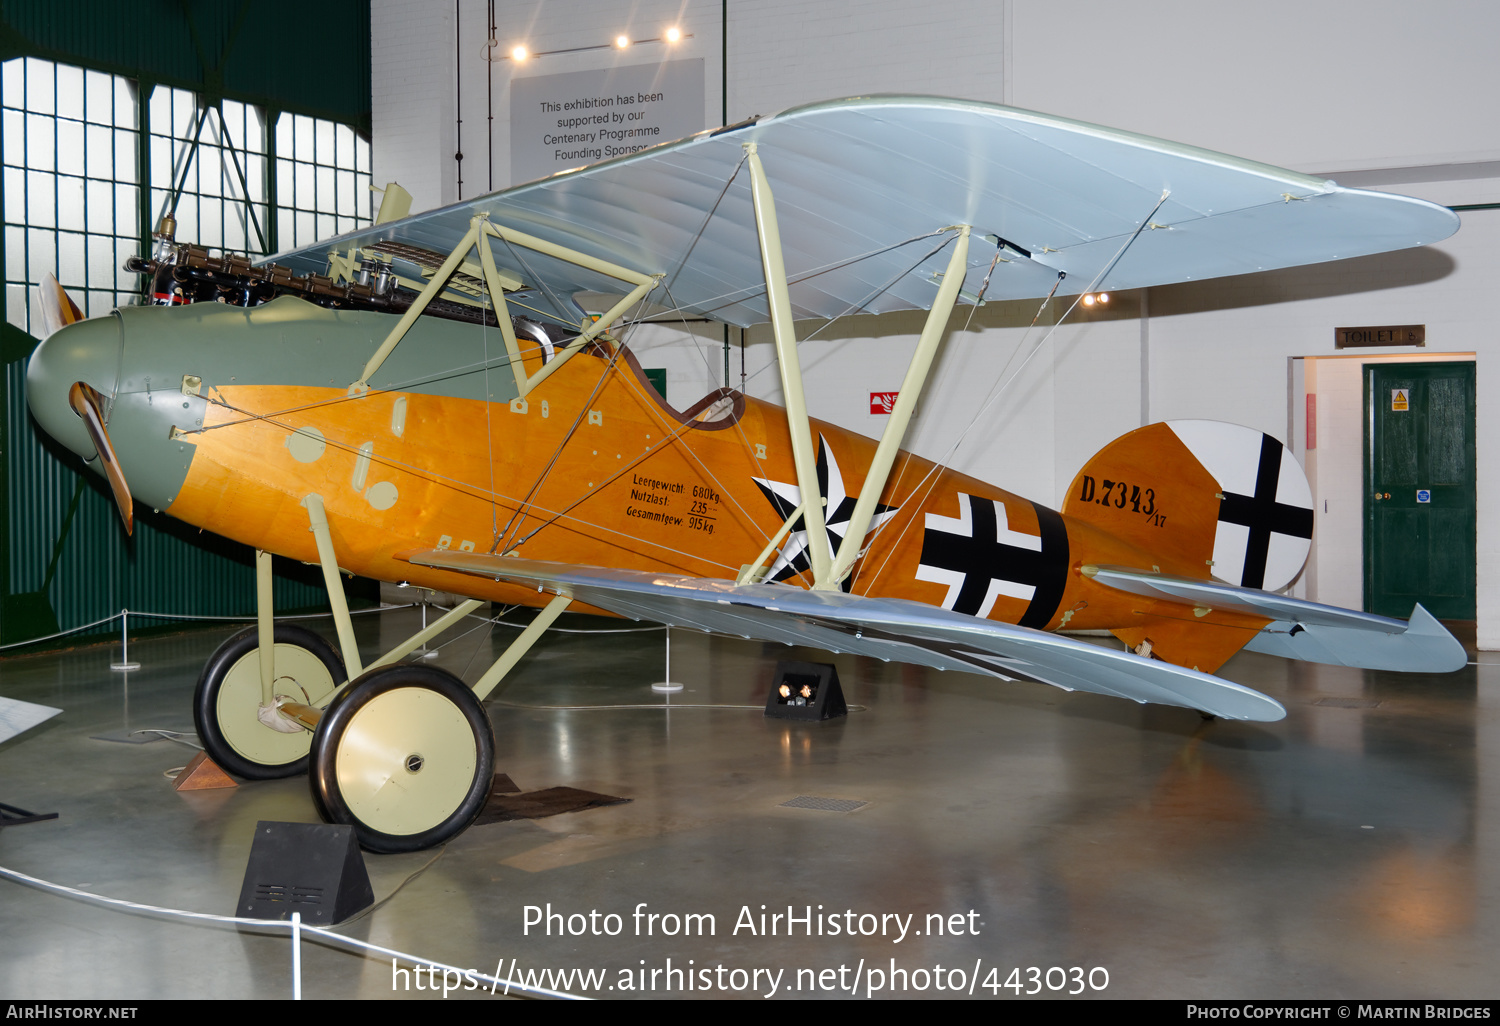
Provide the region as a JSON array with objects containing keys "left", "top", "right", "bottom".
[
  {"left": 0, "top": 603, "right": 421, "bottom": 654},
  {"left": 0, "top": 863, "right": 584, "bottom": 1000}
]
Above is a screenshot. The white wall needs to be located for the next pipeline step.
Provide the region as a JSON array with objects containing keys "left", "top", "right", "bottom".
[
  {"left": 371, "top": 2, "right": 457, "bottom": 214},
  {"left": 1011, "top": 1, "right": 1500, "bottom": 175},
  {"left": 371, "top": 1, "right": 1500, "bottom": 640},
  {"left": 374, "top": 0, "right": 727, "bottom": 213}
]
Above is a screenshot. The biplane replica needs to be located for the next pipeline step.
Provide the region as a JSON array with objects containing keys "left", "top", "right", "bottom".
[{"left": 26, "top": 97, "right": 1464, "bottom": 852}]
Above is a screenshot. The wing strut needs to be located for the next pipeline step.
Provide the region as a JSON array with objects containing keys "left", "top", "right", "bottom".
[
  {"left": 348, "top": 215, "right": 661, "bottom": 396},
  {"left": 745, "top": 142, "right": 834, "bottom": 587},
  {"left": 744, "top": 142, "right": 972, "bottom": 591},
  {"left": 829, "top": 225, "right": 969, "bottom": 585},
  {"left": 302, "top": 493, "right": 365, "bottom": 679},
  {"left": 737, "top": 496, "right": 818, "bottom": 584}
]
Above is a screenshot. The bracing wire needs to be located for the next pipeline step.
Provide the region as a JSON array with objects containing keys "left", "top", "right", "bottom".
[{"left": 857, "top": 192, "right": 1172, "bottom": 594}]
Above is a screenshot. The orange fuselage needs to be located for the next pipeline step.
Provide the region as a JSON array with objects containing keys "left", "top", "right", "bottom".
[{"left": 166, "top": 325, "right": 1263, "bottom": 671}]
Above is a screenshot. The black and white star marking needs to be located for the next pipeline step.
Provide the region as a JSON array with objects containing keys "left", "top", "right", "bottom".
[
  {"left": 752, "top": 436, "right": 896, "bottom": 590},
  {"left": 915, "top": 493, "right": 1070, "bottom": 629}
]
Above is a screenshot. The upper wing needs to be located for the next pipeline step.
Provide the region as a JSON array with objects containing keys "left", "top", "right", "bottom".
[
  {"left": 264, "top": 96, "right": 1459, "bottom": 329},
  {"left": 404, "top": 551, "right": 1286, "bottom": 722},
  {"left": 1083, "top": 564, "right": 1467, "bottom": 672}
]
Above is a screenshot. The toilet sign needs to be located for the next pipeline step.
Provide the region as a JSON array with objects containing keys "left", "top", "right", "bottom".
[{"left": 1391, "top": 388, "right": 1409, "bottom": 412}]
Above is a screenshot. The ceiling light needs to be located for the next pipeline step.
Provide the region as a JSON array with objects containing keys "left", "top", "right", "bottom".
[
  {"left": 511, "top": 45, "right": 528, "bottom": 61},
  {"left": 1082, "top": 294, "right": 1096, "bottom": 306},
  {"left": 665, "top": 26, "right": 681, "bottom": 43},
  {"left": 615, "top": 34, "right": 630, "bottom": 49}
]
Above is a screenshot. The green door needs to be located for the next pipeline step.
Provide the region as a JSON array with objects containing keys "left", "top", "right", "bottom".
[{"left": 1364, "top": 361, "right": 1476, "bottom": 619}]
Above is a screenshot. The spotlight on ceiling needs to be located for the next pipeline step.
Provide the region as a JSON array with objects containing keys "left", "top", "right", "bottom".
[
  {"left": 1082, "top": 294, "right": 1096, "bottom": 307},
  {"left": 665, "top": 26, "right": 682, "bottom": 43},
  {"left": 1097, "top": 292, "right": 1110, "bottom": 304},
  {"left": 511, "top": 45, "right": 528, "bottom": 61},
  {"left": 615, "top": 34, "right": 630, "bottom": 49}
]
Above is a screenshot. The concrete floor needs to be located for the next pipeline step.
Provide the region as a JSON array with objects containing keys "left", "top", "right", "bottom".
[{"left": 1, "top": 604, "right": 1498, "bottom": 1001}]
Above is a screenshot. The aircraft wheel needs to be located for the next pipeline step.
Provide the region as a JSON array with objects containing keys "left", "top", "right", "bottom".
[
  {"left": 308, "top": 665, "right": 494, "bottom": 853},
  {"left": 192, "top": 624, "right": 344, "bottom": 780}
]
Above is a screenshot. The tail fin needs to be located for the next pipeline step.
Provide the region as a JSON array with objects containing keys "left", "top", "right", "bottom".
[{"left": 1063, "top": 420, "right": 1313, "bottom": 591}]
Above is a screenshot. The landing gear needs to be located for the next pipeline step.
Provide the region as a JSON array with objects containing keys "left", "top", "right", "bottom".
[
  {"left": 308, "top": 665, "right": 495, "bottom": 854},
  {"left": 192, "top": 624, "right": 344, "bottom": 779},
  {"left": 227, "top": 517, "right": 566, "bottom": 852}
]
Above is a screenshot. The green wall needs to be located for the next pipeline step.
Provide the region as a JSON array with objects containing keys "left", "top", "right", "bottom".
[
  {"left": 0, "top": 0, "right": 374, "bottom": 647},
  {"left": 0, "top": 0, "right": 371, "bottom": 130}
]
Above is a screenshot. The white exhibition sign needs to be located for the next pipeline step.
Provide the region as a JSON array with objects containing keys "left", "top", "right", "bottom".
[{"left": 511, "top": 59, "right": 705, "bottom": 185}]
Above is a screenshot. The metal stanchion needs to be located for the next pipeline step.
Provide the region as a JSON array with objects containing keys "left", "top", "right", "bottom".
[
  {"left": 651, "top": 624, "right": 683, "bottom": 693},
  {"left": 417, "top": 596, "right": 440, "bottom": 659},
  {"left": 291, "top": 911, "right": 302, "bottom": 1000},
  {"left": 110, "top": 609, "right": 140, "bottom": 671}
]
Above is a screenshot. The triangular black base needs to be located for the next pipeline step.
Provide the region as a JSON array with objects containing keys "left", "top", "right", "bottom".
[
  {"left": 764, "top": 660, "right": 848, "bottom": 721},
  {"left": 236, "top": 821, "right": 374, "bottom": 926}
]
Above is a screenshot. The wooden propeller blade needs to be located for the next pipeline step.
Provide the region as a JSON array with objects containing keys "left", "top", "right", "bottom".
[
  {"left": 67, "top": 381, "right": 133, "bottom": 536},
  {"left": 37, "top": 274, "right": 84, "bottom": 339}
]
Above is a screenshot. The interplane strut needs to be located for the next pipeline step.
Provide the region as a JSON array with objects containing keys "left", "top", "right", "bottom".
[{"left": 743, "top": 141, "right": 972, "bottom": 591}]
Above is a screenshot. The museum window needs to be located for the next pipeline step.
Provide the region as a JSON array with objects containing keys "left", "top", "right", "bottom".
[
  {"left": 148, "top": 86, "right": 270, "bottom": 257},
  {"left": 3, "top": 56, "right": 373, "bottom": 339},
  {"left": 274, "top": 112, "right": 372, "bottom": 250},
  {"left": 2, "top": 57, "right": 140, "bottom": 334}
]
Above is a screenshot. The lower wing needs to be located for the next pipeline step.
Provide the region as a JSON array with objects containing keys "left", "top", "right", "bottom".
[{"left": 404, "top": 552, "right": 1287, "bottom": 722}]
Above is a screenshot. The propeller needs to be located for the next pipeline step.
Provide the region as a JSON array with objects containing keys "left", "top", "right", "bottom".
[
  {"left": 67, "top": 381, "right": 133, "bottom": 535},
  {"left": 36, "top": 273, "right": 83, "bottom": 339}
]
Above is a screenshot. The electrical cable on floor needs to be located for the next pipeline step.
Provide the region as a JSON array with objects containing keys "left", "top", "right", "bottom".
[
  {"left": 132, "top": 728, "right": 203, "bottom": 750},
  {"left": 491, "top": 699, "right": 867, "bottom": 712},
  {"left": 330, "top": 845, "right": 448, "bottom": 926},
  {"left": 492, "top": 700, "right": 764, "bottom": 711}
]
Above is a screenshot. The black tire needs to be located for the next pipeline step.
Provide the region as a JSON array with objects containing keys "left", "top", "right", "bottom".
[
  {"left": 192, "top": 623, "right": 345, "bottom": 780},
  {"left": 308, "top": 665, "right": 494, "bottom": 853}
]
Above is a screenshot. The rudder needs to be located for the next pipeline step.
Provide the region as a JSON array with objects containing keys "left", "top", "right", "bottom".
[{"left": 1064, "top": 420, "right": 1313, "bottom": 591}]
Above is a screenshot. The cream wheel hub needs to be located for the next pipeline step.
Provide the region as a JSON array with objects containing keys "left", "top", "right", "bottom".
[
  {"left": 335, "top": 686, "right": 478, "bottom": 836},
  {"left": 216, "top": 643, "right": 337, "bottom": 763}
]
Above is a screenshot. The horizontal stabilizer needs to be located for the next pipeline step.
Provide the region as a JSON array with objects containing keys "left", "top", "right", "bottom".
[
  {"left": 1242, "top": 604, "right": 1467, "bottom": 673},
  {"left": 1083, "top": 565, "right": 1467, "bottom": 672},
  {"left": 405, "top": 551, "right": 1286, "bottom": 722}
]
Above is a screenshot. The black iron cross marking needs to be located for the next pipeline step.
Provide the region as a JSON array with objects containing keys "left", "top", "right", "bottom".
[
  {"left": 919, "top": 495, "right": 1070, "bottom": 629},
  {"left": 1217, "top": 435, "right": 1314, "bottom": 589}
]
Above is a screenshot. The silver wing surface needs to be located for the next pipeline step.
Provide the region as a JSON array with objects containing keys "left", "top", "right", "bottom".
[
  {"left": 404, "top": 551, "right": 1287, "bottom": 722},
  {"left": 264, "top": 96, "right": 1459, "bottom": 329},
  {"left": 1083, "top": 565, "right": 1467, "bottom": 673}
]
